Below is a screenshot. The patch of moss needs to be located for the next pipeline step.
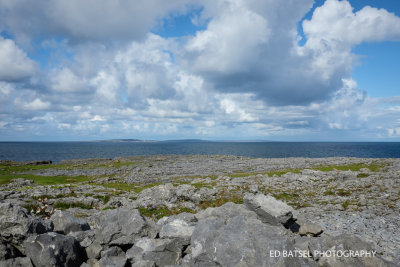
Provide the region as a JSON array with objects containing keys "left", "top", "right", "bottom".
[
  {"left": 93, "top": 195, "right": 111, "bottom": 204},
  {"left": 267, "top": 169, "right": 301, "bottom": 177},
  {"left": 336, "top": 189, "right": 352, "bottom": 197},
  {"left": 138, "top": 205, "right": 195, "bottom": 220},
  {"left": 54, "top": 201, "right": 92, "bottom": 210},
  {"left": 272, "top": 192, "right": 299, "bottom": 201},
  {"left": 313, "top": 162, "right": 386, "bottom": 172},
  {"left": 357, "top": 173, "right": 370, "bottom": 178},
  {"left": 191, "top": 182, "right": 217, "bottom": 189},
  {"left": 98, "top": 182, "right": 135, "bottom": 191}
]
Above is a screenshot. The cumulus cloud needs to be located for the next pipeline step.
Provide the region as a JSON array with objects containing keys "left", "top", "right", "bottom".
[
  {"left": 0, "top": 0, "right": 400, "bottom": 140},
  {"left": 0, "top": 37, "right": 36, "bottom": 81},
  {"left": 0, "top": 0, "right": 191, "bottom": 42}
]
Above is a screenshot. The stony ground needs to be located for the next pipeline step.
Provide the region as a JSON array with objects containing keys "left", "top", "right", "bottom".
[{"left": 0, "top": 155, "right": 399, "bottom": 266}]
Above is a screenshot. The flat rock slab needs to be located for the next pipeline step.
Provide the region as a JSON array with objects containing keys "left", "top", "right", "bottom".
[{"left": 243, "top": 193, "right": 294, "bottom": 225}]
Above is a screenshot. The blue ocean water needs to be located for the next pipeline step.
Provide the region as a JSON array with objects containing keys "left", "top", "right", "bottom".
[{"left": 0, "top": 141, "right": 399, "bottom": 162}]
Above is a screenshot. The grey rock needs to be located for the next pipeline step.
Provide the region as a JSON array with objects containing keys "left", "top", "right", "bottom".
[
  {"left": 137, "top": 184, "right": 175, "bottom": 205},
  {"left": 297, "top": 219, "right": 323, "bottom": 237},
  {"left": 195, "top": 202, "right": 258, "bottom": 222},
  {"left": 0, "top": 257, "right": 33, "bottom": 267},
  {"left": 51, "top": 210, "right": 90, "bottom": 234},
  {"left": 85, "top": 259, "right": 100, "bottom": 267},
  {"left": 190, "top": 213, "right": 305, "bottom": 266},
  {"left": 98, "top": 255, "right": 127, "bottom": 267},
  {"left": 100, "top": 246, "right": 124, "bottom": 258},
  {"left": 86, "top": 242, "right": 103, "bottom": 259},
  {"left": 127, "top": 238, "right": 184, "bottom": 267},
  {"left": 0, "top": 239, "right": 20, "bottom": 260},
  {"left": 159, "top": 219, "right": 194, "bottom": 241},
  {"left": 68, "top": 230, "right": 95, "bottom": 247},
  {"left": 309, "top": 234, "right": 390, "bottom": 266},
  {"left": 0, "top": 203, "right": 53, "bottom": 249},
  {"left": 131, "top": 260, "right": 155, "bottom": 267},
  {"left": 243, "top": 193, "right": 294, "bottom": 225},
  {"left": 23, "top": 232, "right": 86, "bottom": 267},
  {"left": 94, "top": 208, "right": 151, "bottom": 245}
]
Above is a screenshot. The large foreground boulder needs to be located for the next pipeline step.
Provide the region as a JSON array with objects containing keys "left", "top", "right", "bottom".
[
  {"left": 94, "top": 208, "right": 154, "bottom": 245},
  {"left": 0, "top": 203, "right": 53, "bottom": 250},
  {"left": 189, "top": 214, "right": 306, "bottom": 266},
  {"left": 23, "top": 232, "right": 86, "bottom": 267}
]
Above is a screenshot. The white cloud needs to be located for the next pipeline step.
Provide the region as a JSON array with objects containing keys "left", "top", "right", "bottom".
[
  {"left": 1, "top": 0, "right": 400, "bottom": 141},
  {"left": 22, "top": 98, "right": 51, "bottom": 111},
  {"left": 50, "top": 68, "right": 88, "bottom": 93},
  {"left": 0, "top": 0, "right": 191, "bottom": 42},
  {"left": 0, "top": 37, "right": 36, "bottom": 81},
  {"left": 303, "top": 0, "right": 400, "bottom": 46}
]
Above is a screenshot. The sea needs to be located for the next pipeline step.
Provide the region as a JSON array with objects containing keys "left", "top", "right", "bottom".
[{"left": 0, "top": 141, "right": 399, "bottom": 162}]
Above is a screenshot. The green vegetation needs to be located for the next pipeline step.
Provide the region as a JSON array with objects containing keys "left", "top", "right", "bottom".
[
  {"left": 97, "top": 182, "right": 135, "bottom": 191},
  {"left": 272, "top": 192, "right": 299, "bottom": 201},
  {"left": 267, "top": 169, "right": 300, "bottom": 177},
  {"left": 23, "top": 204, "right": 47, "bottom": 216},
  {"left": 0, "top": 173, "right": 91, "bottom": 186},
  {"left": 54, "top": 201, "right": 92, "bottom": 210},
  {"left": 199, "top": 189, "right": 243, "bottom": 209},
  {"left": 32, "top": 192, "right": 77, "bottom": 200},
  {"left": 191, "top": 182, "right": 217, "bottom": 189},
  {"left": 138, "top": 205, "right": 195, "bottom": 220},
  {"left": 336, "top": 189, "right": 352, "bottom": 197},
  {"left": 357, "top": 173, "right": 370, "bottom": 178},
  {"left": 96, "top": 182, "right": 163, "bottom": 193},
  {"left": 93, "top": 195, "right": 111, "bottom": 204},
  {"left": 313, "top": 162, "right": 386, "bottom": 172}
]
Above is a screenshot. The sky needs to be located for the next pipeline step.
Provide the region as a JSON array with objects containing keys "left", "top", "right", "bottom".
[{"left": 0, "top": 0, "right": 400, "bottom": 141}]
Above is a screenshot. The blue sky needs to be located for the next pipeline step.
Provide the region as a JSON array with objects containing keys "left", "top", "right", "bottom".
[{"left": 0, "top": 0, "right": 400, "bottom": 141}]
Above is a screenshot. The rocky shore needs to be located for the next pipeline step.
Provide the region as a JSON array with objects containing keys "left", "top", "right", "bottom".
[{"left": 0, "top": 155, "right": 399, "bottom": 266}]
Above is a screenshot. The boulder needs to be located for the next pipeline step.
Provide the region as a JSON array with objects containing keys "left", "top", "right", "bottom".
[
  {"left": 137, "top": 184, "right": 175, "bottom": 205},
  {"left": 94, "top": 208, "right": 152, "bottom": 245},
  {"left": 23, "top": 232, "right": 86, "bottom": 267},
  {"left": 309, "top": 234, "right": 390, "bottom": 267},
  {"left": 0, "top": 239, "right": 20, "bottom": 260},
  {"left": 243, "top": 193, "right": 294, "bottom": 225},
  {"left": 98, "top": 247, "right": 127, "bottom": 267},
  {"left": 195, "top": 202, "right": 258, "bottom": 222},
  {"left": 51, "top": 210, "right": 90, "bottom": 234},
  {"left": 159, "top": 219, "right": 194, "bottom": 241},
  {"left": 126, "top": 238, "right": 184, "bottom": 267},
  {"left": 0, "top": 203, "right": 53, "bottom": 249},
  {"left": 0, "top": 257, "right": 33, "bottom": 267},
  {"left": 296, "top": 219, "right": 323, "bottom": 237},
  {"left": 85, "top": 242, "right": 103, "bottom": 259},
  {"left": 189, "top": 214, "right": 306, "bottom": 266}
]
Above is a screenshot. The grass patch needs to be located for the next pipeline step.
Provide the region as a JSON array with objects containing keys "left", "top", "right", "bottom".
[
  {"left": 336, "top": 189, "right": 352, "bottom": 197},
  {"left": 133, "top": 182, "right": 163, "bottom": 193},
  {"left": 272, "top": 192, "right": 299, "bottom": 201},
  {"left": 357, "top": 173, "right": 370, "bottom": 178},
  {"left": 313, "top": 162, "right": 386, "bottom": 172},
  {"left": 54, "top": 201, "right": 92, "bottom": 210},
  {"left": 199, "top": 189, "right": 243, "bottom": 209},
  {"left": 0, "top": 174, "right": 91, "bottom": 186},
  {"left": 138, "top": 205, "right": 195, "bottom": 220},
  {"left": 191, "top": 182, "right": 216, "bottom": 189},
  {"left": 31, "top": 192, "right": 77, "bottom": 200},
  {"left": 267, "top": 169, "right": 300, "bottom": 177},
  {"left": 93, "top": 195, "right": 111, "bottom": 204},
  {"left": 98, "top": 182, "right": 135, "bottom": 191}
]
